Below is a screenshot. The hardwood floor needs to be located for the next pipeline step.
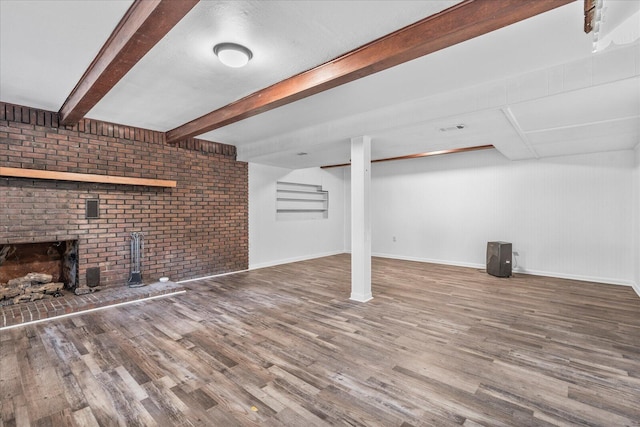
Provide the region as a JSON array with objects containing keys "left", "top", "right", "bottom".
[{"left": 1, "top": 254, "right": 639, "bottom": 426}]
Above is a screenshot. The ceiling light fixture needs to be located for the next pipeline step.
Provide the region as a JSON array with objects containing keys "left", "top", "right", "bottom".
[{"left": 213, "top": 42, "right": 253, "bottom": 68}]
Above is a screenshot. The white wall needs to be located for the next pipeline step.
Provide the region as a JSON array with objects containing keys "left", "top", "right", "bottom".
[
  {"left": 345, "top": 149, "right": 636, "bottom": 286},
  {"left": 634, "top": 144, "right": 640, "bottom": 293},
  {"left": 249, "top": 163, "right": 345, "bottom": 269}
]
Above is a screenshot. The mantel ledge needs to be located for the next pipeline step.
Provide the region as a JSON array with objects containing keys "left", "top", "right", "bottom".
[{"left": 0, "top": 167, "right": 176, "bottom": 188}]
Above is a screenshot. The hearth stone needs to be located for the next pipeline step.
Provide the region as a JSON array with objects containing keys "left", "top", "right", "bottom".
[{"left": 75, "top": 286, "right": 102, "bottom": 295}]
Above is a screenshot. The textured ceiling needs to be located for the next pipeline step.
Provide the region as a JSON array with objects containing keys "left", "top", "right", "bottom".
[
  {"left": 1, "top": 0, "right": 638, "bottom": 169},
  {"left": 89, "top": 0, "right": 459, "bottom": 132},
  {"left": 0, "top": 0, "right": 134, "bottom": 112}
]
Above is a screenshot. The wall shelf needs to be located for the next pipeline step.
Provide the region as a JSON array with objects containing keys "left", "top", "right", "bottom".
[
  {"left": 0, "top": 167, "right": 177, "bottom": 188},
  {"left": 277, "top": 189, "right": 328, "bottom": 195},
  {"left": 276, "top": 181, "right": 328, "bottom": 220},
  {"left": 276, "top": 209, "right": 328, "bottom": 213}
]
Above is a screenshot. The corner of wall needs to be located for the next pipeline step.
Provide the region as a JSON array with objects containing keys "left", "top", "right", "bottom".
[
  {"left": 634, "top": 144, "right": 640, "bottom": 297},
  {"left": 342, "top": 166, "right": 349, "bottom": 253}
]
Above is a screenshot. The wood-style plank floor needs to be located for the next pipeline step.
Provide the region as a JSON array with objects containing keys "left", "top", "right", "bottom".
[{"left": 1, "top": 254, "right": 639, "bottom": 426}]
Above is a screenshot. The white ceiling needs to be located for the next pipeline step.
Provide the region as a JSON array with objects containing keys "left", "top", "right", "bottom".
[
  {"left": 0, "top": 0, "right": 134, "bottom": 112},
  {"left": 1, "top": 0, "right": 639, "bottom": 169}
]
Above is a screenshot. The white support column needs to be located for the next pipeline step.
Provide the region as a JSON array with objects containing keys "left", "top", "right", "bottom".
[{"left": 350, "top": 135, "right": 372, "bottom": 302}]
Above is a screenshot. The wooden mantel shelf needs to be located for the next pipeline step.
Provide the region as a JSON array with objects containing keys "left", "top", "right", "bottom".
[{"left": 0, "top": 167, "right": 176, "bottom": 188}]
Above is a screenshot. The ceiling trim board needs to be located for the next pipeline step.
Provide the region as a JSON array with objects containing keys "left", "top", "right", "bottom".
[
  {"left": 502, "top": 107, "right": 540, "bottom": 159},
  {"left": 166, "top": 0, "right": 574, "bottom": 143},
  {"left": 58, "top": 0, "right": 200, "bottom": 126},
  {"left": 321, "top": 145, "right": 494, "bottom": 169}
]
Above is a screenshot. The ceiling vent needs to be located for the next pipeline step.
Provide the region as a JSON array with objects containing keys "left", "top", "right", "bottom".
[{"left": 439, "top": 124, "right": 466, "bottom": 132}]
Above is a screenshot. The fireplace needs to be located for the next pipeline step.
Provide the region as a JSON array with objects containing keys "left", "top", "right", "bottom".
[
  {"left": 0, "top": 240, "right": 78, "bottom": 305},
  {"left": 1, "top": 102, "right": 248, "bottom": 297}
]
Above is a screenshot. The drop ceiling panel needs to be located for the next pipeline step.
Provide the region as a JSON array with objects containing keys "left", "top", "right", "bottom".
[
  {"left": 592, "top": 41, "right": 640, "bottom": 85},
  {"left": 527, "top": 116, "right": 639, "bottom": 144},
  {"left": 527, "top": 116, "right": 640, "bottom": 157},
  {"left": 370, "top": 109, "right": 520, "bottom": 160},
  {"left": 533, "top": 133, "right": 639, "bottom": 158},
  {"left": 509, "top": 77, "right": 640, "bottom": 132},
  {"left": 239, "top": 108, "right": 527, "bottom": 168}
]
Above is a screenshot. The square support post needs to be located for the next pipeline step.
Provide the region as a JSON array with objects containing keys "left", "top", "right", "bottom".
[{"left": 350, "top": 135, "right": 372, "bottom": 302}]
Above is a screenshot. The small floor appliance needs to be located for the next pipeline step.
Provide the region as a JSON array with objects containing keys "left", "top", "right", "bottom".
[{"left": 486, "top": 241, "right": 512, "bottom": 277}]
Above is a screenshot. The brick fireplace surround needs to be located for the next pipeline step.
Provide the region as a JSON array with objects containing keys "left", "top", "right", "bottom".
[{"left": 0, "top": 102, "right": 248, "bottom": 326}]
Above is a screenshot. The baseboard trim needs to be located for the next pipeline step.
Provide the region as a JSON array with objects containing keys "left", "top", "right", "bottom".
[
  {"left": 350, "top": 293, "right": 373, "bottom": 303},
  {"left": 372, "top": 252, "right": 485, "bottom": 270},
  {"left": 249, "top": 250, "right": 345, "bottom": 271},
  {"left": 177, "top": 269, "right": 249, "bottom": 283},
  {"left": 513, "top": 268, "right": 635, "bottom": 287},
  {"left": 244, "top": 251, "right": 638, "bottom": 293},
  {"left": 372, "top": 252, "right": 635, "bottom": 287}
]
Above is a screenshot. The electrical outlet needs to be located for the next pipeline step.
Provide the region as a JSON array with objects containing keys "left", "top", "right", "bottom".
[
  {"left": 513, "top": 251, "right": 519, "bottom": 256},
  {"left": 392, "top": 236, "right": 397, "bottom": 242}
]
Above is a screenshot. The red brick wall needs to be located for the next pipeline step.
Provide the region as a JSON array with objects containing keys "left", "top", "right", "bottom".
[{"left": 0, "top": 102, "right": 248, "bottom": 288}]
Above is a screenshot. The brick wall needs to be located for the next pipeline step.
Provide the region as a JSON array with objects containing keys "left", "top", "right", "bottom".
[{"left": 0, "top": 102, "right": 248, "bottom": 288}]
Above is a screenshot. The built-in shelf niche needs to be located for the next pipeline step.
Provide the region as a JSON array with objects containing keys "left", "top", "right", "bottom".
[{"left": 276, "top": 181, "right": 328, "bottom": 221}]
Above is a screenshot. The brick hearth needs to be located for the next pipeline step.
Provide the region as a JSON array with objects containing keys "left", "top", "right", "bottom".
[{"left": 0, "top": 281, "right": 185, "bottom": 329}]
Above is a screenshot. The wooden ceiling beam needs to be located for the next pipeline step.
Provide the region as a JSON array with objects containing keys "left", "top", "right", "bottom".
[
  {"left": 166, "top": 0, "right": 574, "bottom": 143},
  {"left": 321, "top": 145, "right": 495, "bottom": 169},
  {"left": 59, "top": 0, "right": 199, "bottom": 126}
]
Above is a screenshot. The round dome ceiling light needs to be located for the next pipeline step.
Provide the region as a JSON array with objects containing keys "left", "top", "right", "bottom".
[{"left": 213, "top": 42, "right": 253, "bottom": 68}]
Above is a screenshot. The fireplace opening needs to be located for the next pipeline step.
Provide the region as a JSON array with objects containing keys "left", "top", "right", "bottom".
[{"left": 0, "top": 240, "right": 78, "bottom": 305}]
